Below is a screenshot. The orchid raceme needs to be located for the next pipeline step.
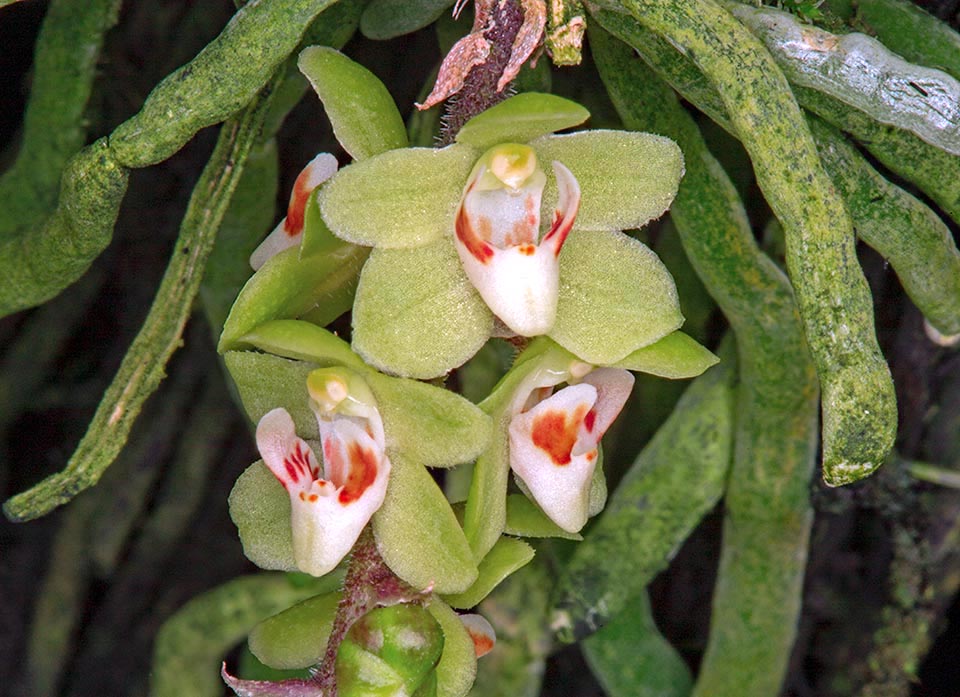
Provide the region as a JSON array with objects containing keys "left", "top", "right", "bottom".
[
  {"left": 455, "top": 143, "right": 580, "bottom": 336},
  {"left": 255, "top": 367, "right": 390, "bottom": 577},
  {"left": 249, "top": 152, "right": 339, "bottom": 270},
  {"left": 317, "top": 90, "right": 686, "bottom": 379},
  {"left": 509, "top": 367, "right": 634, "bottom": 533}
]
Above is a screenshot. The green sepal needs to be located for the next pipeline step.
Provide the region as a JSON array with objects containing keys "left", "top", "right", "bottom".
[
  {"left": 336, "top": 604, "right": 444, "bottom": 697},
  {"left": 456, "top": 93, "right": 590, "bottom": 150},
  {"left": 319, "top": 145, "right": 476, "bottom": 248},
  {"left": 224, "top": 351, "right": 318, "bottom": 437},
  {"left": 550, "top": 229, "right": 684, "bottom": 364},
  {"left": 442, "top": 537, "right": 535, "bottom": 609},
  {"left": 504, "top": 494, "right": 582, "bottom": 540},
  {"left": 614, "top": 331, "right": 719, "bottom": 378},
  {"left": 373, "top": 454, "right": 479, "bottom": 594},
  {"left": 530, "top": 130, "right": 684, "bottom": 233},
  {"left": 298, "top": 47, "right": 408, "bottom": 160},
  {"left": 588, "top": 447, "right": 608, "bottom": 517},
  {"left": 248, "top": 590, "right": 342, "bottom": 669},
  {"left": 427, "top": 601, "right": 478, "bottom": 697},
  {"left": 299, "top": 187, "right": 343, "bottom": 260},
  {"left": 365, "top": 371, "right": 491, "bottom": 467},
  {"left": 237, "top": 319, "right": 367, "bottom": 372},
  {"left": 352, "top": 242, "right": 493, "bottom": 379},
  {"left": 218, "top": 242, "right": 367, "bottom": 352},
  {"left": 228, "top": 461, "right": 298, "bottom": 571},
  {"left": 361, "top": 0, "right": 454, "bottom": 39}
]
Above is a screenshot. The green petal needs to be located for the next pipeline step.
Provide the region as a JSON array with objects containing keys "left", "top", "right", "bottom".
[
  {"left": 361, "top": 0, "right": 454, "bottom": 39},
  {"left": 248, "top": 591, "right": 342, "bottom": 669},
  {"left": 442, "top": 537, "right": 535, "bottom": 609},
  {"left": 237, "top": 319, "right": 366, "bottom": 372},
  {"left": 228, "top": 461, "right": 298, "bottom": 572},
  {"left": 615, "top": 331, "right": 719, "bottom": 378},
  {"left": 218, "top": 242, "right": 367, "bottom": 352},
  {"left": 352, "top": 242, "right": 493, "bottom": 379},
  {"left": 504, "top": 494, "right": 582, "bottom": 540},
  {"left": 319, "top": 145, "right": 475, "bottom": 248},
  {"left": 530, "top": 130, "right": 684, "bottom": 232},
  {"left": 366, "top": 371, "right": 491, "bottom": 467},
  {"left": 299, "top": 187, "right": 344, "bottom": 259},
  {"left": 224, "top": 351, "right": 318, "bottom": 437},
  {"left": 427, "top": 601, "right": 478, "bottom": 697},
  {"left": 298, "top": 47, "right": 408, "bottom": 160},
  {"left": 456, "top": 93, "right": 590, "bottom": 150},
  {"left": 550, "top": 229, "right": 684, "bottom": 364},
  {"left": 373, "top": 454, "right": 479, "bottom": 594}
]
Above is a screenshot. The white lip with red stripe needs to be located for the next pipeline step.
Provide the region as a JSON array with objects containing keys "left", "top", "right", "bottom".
[
  {"left": 250, "top": 152, "right": 339, "bottom": 270},
  {"left": 255, "top": 372, "right": 390, "bottom": 577},
  {"left": 454, "top": 143, "right": 581, "bottom": 337},
  {"left": 509, "top": 367, "right": 634, "bottom": 533}
]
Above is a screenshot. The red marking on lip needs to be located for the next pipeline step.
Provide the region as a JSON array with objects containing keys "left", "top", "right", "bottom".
[
  {"left": 585, "top": 450, "right": 597, "bottom": 462},
  {"left": 530, "top": 405, "right": 590, "bottom": 466},
  {"left": 338, "top": 442, "right": 379, "bottom": 504},
  {"left": 468, "top": 629, "right": 495, "bottom": 657},
  {"left": 284, "top": 166, "right": 315, "bottom": 236},
  {"left": 283, "top": 442, "right": 315, "bottom": 482},
  {"left": 456, "top": 205, "right": 494, "bottom": 264},
  {"left": 584, "top": 410, "right": 596, "bottom": 433},
  {"left": 518, "top": 244, "right": 535, "bottom": 256}
]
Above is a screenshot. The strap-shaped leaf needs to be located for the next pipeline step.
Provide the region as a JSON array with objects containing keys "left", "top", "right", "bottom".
[
  {"left": 456, "top": 93, "right": 590, "bottom": 150},
  {"left": 530, "top": 130, "right": 683, "bottom": 233},
  {"left": 551, "top": 229, "right": 684, "bottom": 364},
  {"left": 442, "top": 537, "right": 534, "bottom": 609},
  {"left": 372, "top": 454, "right": 478, "bottom": 594},
  {"left": 299, "top": 47, "right": 408, "bottom": 160},
  {"left": 614, "top": 330, "right": 718, "bottom": 378},
  {"left": 319, "top": 145, "right": 476, "bottom": 248},
  {"left": 365, "top": 372, "right": 491, "bottom": 467},
  {"left": 352, "top": 242, "right": 492, "bottom": 378},
  {"left": 248, "top": 591, "right": 342, "bottom": 669}
]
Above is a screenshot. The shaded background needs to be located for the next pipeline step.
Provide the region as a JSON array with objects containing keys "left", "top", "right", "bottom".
[{"left": 2, "top": 1, "right": 960, "bottom": 695}]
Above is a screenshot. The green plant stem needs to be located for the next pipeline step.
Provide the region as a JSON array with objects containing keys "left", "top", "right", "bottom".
[
  {"left": 0, "top": 0, "right": 121, "bottom": 235},
  {"left": 596, "top": 0, "right": 896, "bottom": 485},
  {"left": 3, "top": 74, "right": 280, "bottom": 523},
  {"left": 590, "top": 26, "right": 819, "bottom": 695}
]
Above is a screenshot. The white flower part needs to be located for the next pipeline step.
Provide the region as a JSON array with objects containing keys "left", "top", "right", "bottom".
[
  {"left": 255, "top": 407, "right": 390, "bottom": 577},
  {"left": 250, "top": 153, "right": 339, "bottom": 270},
  {"left": 458, "top": 613, "right": 497, "bottom": 658},
  {"left": 508, "top": 367, "right": 634, "bottom": 533},
  {"left": 454, "top": 144, "right": 581, "bottom": 337}
]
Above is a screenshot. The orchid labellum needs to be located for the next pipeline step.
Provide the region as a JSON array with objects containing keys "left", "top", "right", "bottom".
[
  {"left": 250, "top": 152, "right": 339, "bottom": 270},
  {"left": 455, "top": 143, "right": 580, "bottom": 337},
  {"left": 509, "top": 367, "right": 634, "bottom": 533},
  {"left": 255, "top": 367, "right": 390, "bottom": 576}
]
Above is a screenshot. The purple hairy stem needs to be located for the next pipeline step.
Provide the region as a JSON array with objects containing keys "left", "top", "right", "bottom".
[
  {"left": 439, "top": 0, "right": 524, "bottom": 145},
  {"left": 314, "top": 528, "right": 421, "bottom": 695}
]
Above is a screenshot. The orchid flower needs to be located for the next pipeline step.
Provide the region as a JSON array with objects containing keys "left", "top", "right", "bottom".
[
  {"left": 455, "top": 143, "right": 580, "bottom": 336},
  {"left": 509, "top": 366, "right": 634, "bottom": 533},
  {"left": 249, "top": 152, "right": 339, "bottom": 270},
  {"left": 255, "top": 367, "right": 390, "bottom": 577}
]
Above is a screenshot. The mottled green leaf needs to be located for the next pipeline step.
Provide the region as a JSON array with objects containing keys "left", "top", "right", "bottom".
[
  {"left": 456, "top": 93, "right": 590, "bottom": 150},
  {"left": 615, "top": 330, "right": 718, "bottom": 378},
  {"left": 583, "top": 591, "right": 692, "bottom": 697},
  {"left": 427, "top": 601, "right": 477, "bottom": 697},
  {"left": 443, "top": 537, "right": 534, "bottom": 609},
  {"left": 531, "top": 130, "right": 683, "bottom": 232},
  {"left": 218, "top": 242, "right": 367, "bottom": 352},
  {"left": 373, "top": 455, "right": 478, "bottom": 594},
  {"left": 299, "top": 47, "right": 408, "bottom": 160},
  {"left": 248, "top": 591, "right": 342, "bottom": 669},
  {"left": 365, "top": 371, "right": 491, "bottom": 467},
  {"left": 352, "top": 242, "right": 493, "bottom": 378},
  {"left": 319, "top": 145, "right": 475, "bottom": 248},
  {"left": 228, "top": 462, "right": 298, "bottom": 572},
  {"left": 361, "top": 0, "right": 454, "bottom": 39},
  {"left": 224, "top": 351, "right": 319, "bottom": 438},
  {"left": 550, "top": 229, "right": 683, "bottom": 364}
]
